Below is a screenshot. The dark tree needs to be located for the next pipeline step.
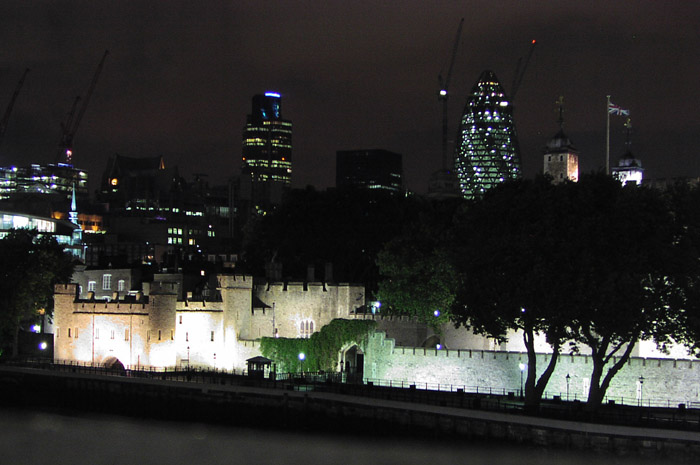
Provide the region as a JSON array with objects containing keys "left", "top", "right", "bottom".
[
  {"left": 0, "top": 230, "right": 75, "bottom": 357},
  {"left": 562, "top": 174, "right": 683, "bottom": 407},
  {"left": 451, "top": 176, "right": 577, "bottom": 408},
  {"left": 240, "top": 187, "right": 422, "bottom": 292}
]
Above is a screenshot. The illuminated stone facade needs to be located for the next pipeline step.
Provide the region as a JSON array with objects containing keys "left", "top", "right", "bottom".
[
  {"left": 454, "top": 70, "right": 521, "bottom": 200},
  {"left": 53, "top": 274, "right": 364, "bottom": 371},
  {"left": 543, "top": 130, "right": 579, "bottom": 183}
]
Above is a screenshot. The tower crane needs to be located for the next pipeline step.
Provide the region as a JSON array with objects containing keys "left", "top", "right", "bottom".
[
  {"left": 510, "top": 39, "right": 537, "bottom": 102},
  {"left": 437, "top": 18, "right": 463, "bottom": 170},
  {"left": 0, "top": 68, "right": 30, "bottom": 152},
  {"left": 58, "top": 49, "right": 109, "bottom": 165}
]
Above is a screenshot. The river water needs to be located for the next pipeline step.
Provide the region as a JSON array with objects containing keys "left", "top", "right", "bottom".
[{"left": 0, "top": 407, "right": 661, "bottom": 464}]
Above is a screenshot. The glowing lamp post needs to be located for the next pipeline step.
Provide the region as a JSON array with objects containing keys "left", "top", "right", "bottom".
[
  {"left": 298, "top": 352, "right": 305, "bottom": 374},
  {"left": 519, "top": 363, "right": 526, "bottom": 398}
]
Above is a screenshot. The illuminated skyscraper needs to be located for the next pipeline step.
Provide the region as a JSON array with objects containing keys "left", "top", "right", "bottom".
[
  {"left": 454, "top": 70, "right": 521, "bottom": 199},
  {"left": 241, "top": 92, "right": 292, "bottom": 212}
]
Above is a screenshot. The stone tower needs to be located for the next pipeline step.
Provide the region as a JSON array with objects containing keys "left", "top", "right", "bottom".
[{"left": 543, "top": 97, "right": 579, "bottom": 183}]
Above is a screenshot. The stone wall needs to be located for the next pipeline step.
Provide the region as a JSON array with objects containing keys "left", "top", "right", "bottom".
[{"left": 364, "top": 331, "right": 700, "bottom": 406}]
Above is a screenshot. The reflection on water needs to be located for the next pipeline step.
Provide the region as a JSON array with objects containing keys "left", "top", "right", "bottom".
[{"left": 0, "top": 407, "right": 657, "bottom": 465}]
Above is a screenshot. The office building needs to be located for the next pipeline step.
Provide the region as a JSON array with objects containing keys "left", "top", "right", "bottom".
[
  {"left": 454, "top": 70, "right": 522, "bottom": 199},
  {"left": 241, "top": 92, "right": 292, "bottom": 213},
  {"left": 336, "top": 149, "right": 402, "bottom": 193}
]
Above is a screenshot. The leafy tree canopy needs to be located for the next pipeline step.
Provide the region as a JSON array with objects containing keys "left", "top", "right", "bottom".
[{"left": 0, "top": 229, "right": 75, "bottom": 356}]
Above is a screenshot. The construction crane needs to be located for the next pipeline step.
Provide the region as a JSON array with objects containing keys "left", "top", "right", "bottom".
[
  {"left": 58, "top": 49, "right": 109, "bottom": 165},
  {"left": 437, "top": 18, "right": 464, "bottom": 170},
  {"left": 510, "top": 39, "right": 537, "bottom": 101},
  {"left": 0, "top": 68, "right": 30, "bottom": 152}
]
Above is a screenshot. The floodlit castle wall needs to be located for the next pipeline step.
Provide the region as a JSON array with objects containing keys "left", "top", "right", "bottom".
[
  {"left": 240, "top": 281, "right": 364, "bottom": 340},
  {"left": 364, "top": 331, "right": 700, "bottom": 405}
]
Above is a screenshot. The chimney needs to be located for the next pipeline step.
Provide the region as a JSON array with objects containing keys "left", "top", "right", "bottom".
[
  {"left": 324, "top": 262, "right": 333, "bottom": 283},
  {"left": 307, "top": 265, "right": 315, "bottom": 282}
]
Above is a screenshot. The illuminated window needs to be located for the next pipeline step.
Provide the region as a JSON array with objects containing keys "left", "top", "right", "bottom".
[
  {"left": 118, "top": 280, "right": 125, "bottom": 292},
  {"left": 88, "top": 281, "right": 96, "bottom": 292},
  {"left": 102, "top": 274, "right": 112, "bottom": 290}
]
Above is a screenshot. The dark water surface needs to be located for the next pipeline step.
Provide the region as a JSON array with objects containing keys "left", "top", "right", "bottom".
[{"left": 0, "top": 407, "right": 663, "bottom": 465}]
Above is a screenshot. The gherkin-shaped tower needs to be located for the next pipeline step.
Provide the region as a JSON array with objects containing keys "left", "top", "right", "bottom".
[{"left": 454, "top": 70, "right": 522, "bottom": 199}]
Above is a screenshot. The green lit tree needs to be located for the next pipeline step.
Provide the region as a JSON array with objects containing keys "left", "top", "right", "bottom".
[
  {"left": 376, "top": 200, "right": 462, "bottom": 327},
  {"left": 0, "top": 229, "right": 75, "bottom": 357}
]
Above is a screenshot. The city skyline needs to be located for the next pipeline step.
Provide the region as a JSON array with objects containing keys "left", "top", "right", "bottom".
[{"left": 0, "top": 1, "right": 698, "bottom": 194}]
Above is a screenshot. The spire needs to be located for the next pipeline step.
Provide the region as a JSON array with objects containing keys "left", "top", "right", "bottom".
[
  {"left": 71, "top": 182, "right": 77, "bottom": 213},
  {"left": 624, "top": 118, "right": 633, "bottom": 152},
  {"left": 555, "top": 95, "right": 565, "bottom": 131}
]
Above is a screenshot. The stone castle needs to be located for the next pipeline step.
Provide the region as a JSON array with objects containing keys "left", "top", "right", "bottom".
[
  {"left": 54, "top": 270, "right": 700, "bottom": 406},
  {"left": 54, "top": 273, "right": 364, "bottom": 371}
]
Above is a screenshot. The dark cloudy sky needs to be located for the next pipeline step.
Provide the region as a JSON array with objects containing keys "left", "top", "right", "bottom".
[{"left": 1, "top": 1, "right": 698, "bottom": 194}]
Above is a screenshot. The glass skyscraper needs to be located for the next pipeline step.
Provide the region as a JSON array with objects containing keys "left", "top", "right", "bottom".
[
  {"left": 242, "top": 92, "right": 292, "bottom": 187},
  {"left": 454, "top": 70, "right": 521, "bottom": 199}
]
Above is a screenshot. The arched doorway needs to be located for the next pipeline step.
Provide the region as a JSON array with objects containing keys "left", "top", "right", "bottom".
[
  {"left": 341, "top": 345, "right": 364, "bottom": 384},
  {"left": 103, "top": 356, "right": 125, "bottom": 373}
]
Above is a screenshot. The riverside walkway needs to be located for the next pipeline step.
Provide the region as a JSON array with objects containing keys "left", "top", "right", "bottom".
[{"left": 1, "top": 362, "right": 699, "bottom": 460}]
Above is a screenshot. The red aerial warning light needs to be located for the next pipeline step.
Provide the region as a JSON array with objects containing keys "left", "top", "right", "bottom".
[{"left": 532, "top": 39, "right": 536, "bottom": 44}]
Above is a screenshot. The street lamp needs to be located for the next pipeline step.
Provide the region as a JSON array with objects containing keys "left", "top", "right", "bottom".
[
  {"left": 566, "top": 373, "right": 571, "bottom": 401},
  {"left": 298, "top": 352, "right": 305, "bottom": 374},
  {"left": 519, "top": 363, "right": 526, "bottom": 398}
]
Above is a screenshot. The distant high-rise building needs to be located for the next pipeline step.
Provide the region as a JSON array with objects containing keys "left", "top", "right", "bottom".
[
  {"left": 454, "top": 70, "right": 521, "bottom": 199},
  {"left": 0, "top": 163, "right": 88, "bottom": 201},
  {"left": 543, "top": 97, "right": 579, "bottom": 183},
  {"left": 241, "top": 92, "right": 292, "bottom": 213},
  {"left": 336, "top": 149, "right": 402, "bottom": 193}
]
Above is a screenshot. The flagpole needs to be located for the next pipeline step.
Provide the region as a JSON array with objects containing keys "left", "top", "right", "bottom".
[{"left": 606, "top": 95, "right": 611, "bottom": 175}]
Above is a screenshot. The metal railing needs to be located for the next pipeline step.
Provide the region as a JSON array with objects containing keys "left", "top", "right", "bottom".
[{"left": 3, "top": 359, "right": 699, "bottom": 432}]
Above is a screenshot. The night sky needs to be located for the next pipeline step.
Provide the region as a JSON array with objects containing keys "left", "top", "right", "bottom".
[{"left": 1, "top": 1, "right": 698, "bottom": 194}]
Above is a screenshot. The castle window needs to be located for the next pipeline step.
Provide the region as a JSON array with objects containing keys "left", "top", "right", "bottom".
[
  {"left": 67, "top": 328, "right": 71, "bottom": 338},
  {"left": 170, "top": 330, "right": 174, "bottom": 340},
  {"left": 88, "top": 281, "right": 96, "bottom": 292},
  {"left": 158, "top": 330, "right": 162, "bottom": 341},
  {"left": 559, "top": 155, "right": 563, "bottom": 162},
  {"left": 185, "top": 332, "right": 189, "bottom": 342},
  {"left": 211, "top": 331, "right": 214, "bottom": 342},
  {"left": 179, "top": 315, "right": 182, "bottom": 324},
  {"left": 102, "top": 274, "right": 112, "bottom": 290},
  {"left": 118, "top": 280, "right": 125, "bottom": 292},
  {"left": 299, "top": 319, "right": 315, "bottom": 338}
]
